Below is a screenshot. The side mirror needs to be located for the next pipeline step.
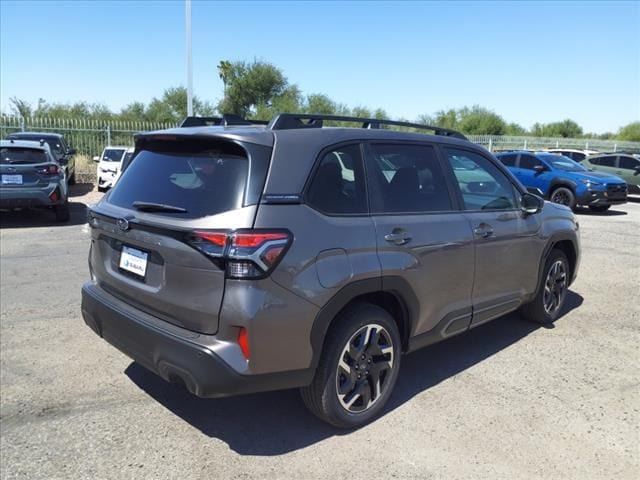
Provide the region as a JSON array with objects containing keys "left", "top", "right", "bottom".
[
  {"left": 533, "top": 165, "right": 546, "bottom": 174},
  {"left": 67, "top": 148, "right": 76, "bottom": 155},
  {"left": 521, "top": 192, "right": 543, "bottom": 215},
  {"left": 93, "top": 156, "right": 100, "bottom": 162}
]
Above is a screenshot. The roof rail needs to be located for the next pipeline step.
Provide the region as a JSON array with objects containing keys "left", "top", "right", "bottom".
[
  {"left": 267, "top": 113, "right": 468, "bottom": 140},
  {"left": 180, "top": 114, "right": 268, "bottom": 128}
]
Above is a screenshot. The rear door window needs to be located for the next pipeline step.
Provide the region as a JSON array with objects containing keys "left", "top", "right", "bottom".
[
  {"left": 108, "top": 141, "right": 251, "bottom": 219},
  {"left": 519, "top": 154, "right": 545, "bottom": 170},
  {"left": 497, "top": 154, "right": 517, "bottom": 167},
  {"left": 597, "top": 156, "right": 616, "bottom": 167},
  {"left": 366, "top": 143, "right": 454, "bottom": 213}
]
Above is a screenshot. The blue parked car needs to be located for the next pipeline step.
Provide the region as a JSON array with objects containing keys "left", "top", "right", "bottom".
[{"left": 495, "top": 151, "right": 628, "bottom": 212}]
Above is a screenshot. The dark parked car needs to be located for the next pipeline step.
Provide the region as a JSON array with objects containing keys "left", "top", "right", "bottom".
[
  {"left": 0, "top": 139, "right": 70, "bottom": 222},
  {"left": 496, "top": 151, "right": 627, "bottom": 212},
  {"left": 6, "top": 132, "right": 76, "bottom": 185},
  {"left": 82, "top": 114, "right": 580, "bottom": 428}
]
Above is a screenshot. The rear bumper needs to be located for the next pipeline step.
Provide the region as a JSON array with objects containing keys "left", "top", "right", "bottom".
[
  {"left": 0, "top": 185, "right": 65, "bottom": 208},
  {"left": 576, "top": 189, "right": 627, "bottom": 206},
  {"left": 81, "top": 282, "right": 312, "bottom": 398}
]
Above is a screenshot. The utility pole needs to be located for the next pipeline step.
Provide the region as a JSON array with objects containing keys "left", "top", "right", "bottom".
[{"left": 186, "top": 0, "right": 193, "bottom": 116}]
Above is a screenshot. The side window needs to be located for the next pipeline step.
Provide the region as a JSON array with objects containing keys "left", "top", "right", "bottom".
[
  {"left": 497, "top": 154, "right": 517, "bottom": 167},
  {"left": 445, "top": 148, "right": 518, "bottom": 211},
  {"left": 306, "top": 144, "right": 367, "bottom": 215},
  {"left": 519, "top": 154, "right": 545, "bottom": 170},
  {"left": 589, "top": 157, "right": 600, "bottom": 165},
  {"left": 619, "top": 156, "right": 640, "bottom": 170},
  {"left": 367, "top": 144, "right": 453, "bottom": 213},
  {"left": 366, "top": 143, "right": 453, "bottom": 213},
  {"left": 573, "top": 152, "right": 586, "bottom": 161},
  {"left": 598, "top": 156, "right": 616, "bottom": 167}
]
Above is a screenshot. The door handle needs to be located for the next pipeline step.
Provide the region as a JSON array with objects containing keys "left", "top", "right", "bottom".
[
  {"left": 473, "top": 223, "right": 494, "bottom": 239},
  {"left": 384, "top": 228, "right": 412, "bottom": 245}
]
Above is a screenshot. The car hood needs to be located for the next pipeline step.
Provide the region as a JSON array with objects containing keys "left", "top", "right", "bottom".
[{"left": 571, "top": 170, "right": 624, "bottom": 183}]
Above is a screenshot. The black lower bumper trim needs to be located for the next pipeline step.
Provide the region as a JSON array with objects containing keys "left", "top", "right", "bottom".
[{"left": 81, "top": 283, "right": 313, "bottom": 398}]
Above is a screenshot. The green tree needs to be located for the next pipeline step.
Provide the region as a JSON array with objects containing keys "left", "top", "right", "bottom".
[
  {"left": 145, "top": 87, "right": 214, "bottom": 123},
  {"left": 9, "top": 97, "right": 32, "bottom": 117},
  {"left": 531, "top": 119, "right": 583, "bottom": 138},
  {"left": 456, "top": 106, "right": 506, "bottom": 135},
  {"left": 217, "top": 60, "right": 291, "bottom": 117},
  {"left": 616, "top": 121, "right": 640, "bottom": 141},
  {"left": 432, "top": 109, "right": 459, "bottom": 130},
  {"left": 505, "top": 122, "right": 527, "bottom": 136}
]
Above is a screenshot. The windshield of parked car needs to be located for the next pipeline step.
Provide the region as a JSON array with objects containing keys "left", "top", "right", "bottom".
[
  {"left": 0, "top": 147, "right": 48, "bottom": 164},
  {"left": 541, "top": 154, "right": 587, "bottom": 172},
  {"left": 101, "top": 148, "right": 126, "bottom": 162}
]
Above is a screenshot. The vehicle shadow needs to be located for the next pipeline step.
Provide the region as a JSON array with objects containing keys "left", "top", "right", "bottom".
[
  {"left": 68, "top": 183, "right": 94, "bottom": 197},
  {"left": 575, "top": 207, "right": 627, "bottom": 217},
  {"left": 125, "top": 291, "right": 583, "bottom": 456},
  {"left": 0, "top": 184, "right": 96, "bottom": 228},
  {"left": 0, "top": 201, "right": 88, "bottom": 228}
]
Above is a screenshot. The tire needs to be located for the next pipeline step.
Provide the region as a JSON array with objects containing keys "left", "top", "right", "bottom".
[
  {"left": 68, "top": 171, "right": 76, "bottom": 185},
  {"left": 300, "top": 303, "right": 401, "bottom": 429},
  {"left": 520, "top": 249, "right": 569, "bottom": 325},
  {"left": 55, "top": 200, "right": 70, "bottom": 223},
  {"left": 550, "top": 187, "right": 576, "bottom": 210},
  {"left": 589, "top": 205, "right": 610, "bottom": 213}
]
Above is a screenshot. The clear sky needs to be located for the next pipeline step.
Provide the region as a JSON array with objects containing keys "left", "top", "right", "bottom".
[{"left": 1, "top": 0, "right": 639, "bottom": 133}]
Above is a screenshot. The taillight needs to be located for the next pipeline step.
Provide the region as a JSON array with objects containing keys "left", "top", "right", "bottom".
[
  {"left": 237, "top": 327, "right": 250, "bottom": 360},
  {"left": 37, "top": 164, "right": 59, "bottom": 175},
  {"left": 187, "top": 229, "right": 292, "bottom": 279}
]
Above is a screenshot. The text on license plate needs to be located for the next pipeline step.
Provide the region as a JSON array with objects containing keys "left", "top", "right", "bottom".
[
  {"left": 1, "top": 175, "right": 23, "bottom": 185},
  {"left": 119, "top": 246, "right": 148, "bottom": 277}
]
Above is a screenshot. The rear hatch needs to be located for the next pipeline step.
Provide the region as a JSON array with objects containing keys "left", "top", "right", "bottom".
[
  {"left": 88, "top": 134, "right": 272, "bottom": 334},
  {"left": 0, "top": 146, "right": 60, "bottom": 188}
]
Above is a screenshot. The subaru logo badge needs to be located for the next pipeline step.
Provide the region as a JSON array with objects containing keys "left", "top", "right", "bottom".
[{"left": 117, "top": 218, "right": 130, "bottom": 231}]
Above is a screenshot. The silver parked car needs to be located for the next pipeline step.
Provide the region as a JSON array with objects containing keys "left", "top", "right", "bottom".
[{"left": 0, "top": 139, "right": 70, "bottom": 222}]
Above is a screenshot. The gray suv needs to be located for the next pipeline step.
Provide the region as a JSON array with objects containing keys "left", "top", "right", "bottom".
[
  {"left": 81, "top": 114, "right": 580, "bottom": 428},
  {"left": 1, "top": 139, "right": 70, "bottom": 222}
]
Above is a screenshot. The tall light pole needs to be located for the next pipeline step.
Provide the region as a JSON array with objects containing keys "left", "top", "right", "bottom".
[{"left": 186, "top": 0, "right": 193, "bottom": 116}]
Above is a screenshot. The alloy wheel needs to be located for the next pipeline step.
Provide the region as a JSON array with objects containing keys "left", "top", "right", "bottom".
[
  {"left": 543, "top": 260, "right": 567, "bottom": 314},
  {"left": 335, "top": 323, "right": 394, "bottom": 413},
  {"left": 551, "top": 190, "right": 571, "bottom": 206}
]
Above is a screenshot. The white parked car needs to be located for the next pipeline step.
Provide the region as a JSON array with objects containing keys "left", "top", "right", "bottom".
[
  {"left": 544, "top": 148, "right": 600, "bottom": 162},
  {"left": 94, "top": 146, "right": 133, "bottom": 191}
]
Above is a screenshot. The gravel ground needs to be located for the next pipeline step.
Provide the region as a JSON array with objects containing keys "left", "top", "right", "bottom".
[{"left": 1, "top": 187, "right": 638, "bottom": 479}]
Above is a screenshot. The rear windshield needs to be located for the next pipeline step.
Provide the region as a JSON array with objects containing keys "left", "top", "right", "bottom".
[
  {"left": 108, "top": 143, "right": 249, "bottom": 218},
  {"left": 102, "top": 148, "right": 126, "bottom": 162},
  {"left": 0, "top": 147, "right": 48, "bottom": 164},
  {"left": 9, "top": 136, "right": 64, "bottom": 156}
]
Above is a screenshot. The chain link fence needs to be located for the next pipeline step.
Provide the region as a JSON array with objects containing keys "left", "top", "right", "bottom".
[
  {"left": 0, "top": 116, "right": 177, "bottom": 182},
  {"left": 2, "top": 115, "right": 639, "bottom": 183}
]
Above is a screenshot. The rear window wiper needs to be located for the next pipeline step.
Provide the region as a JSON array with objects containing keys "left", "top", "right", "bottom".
[{"left": 132, "top": 201, "right": 187, "bottom": 213}]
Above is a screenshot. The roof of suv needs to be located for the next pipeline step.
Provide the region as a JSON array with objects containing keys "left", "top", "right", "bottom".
[
  {"left": 7, "top": 132, "right": 65, "bottom": 139},
  {"left": 0, "top": 139, "right": 52, "bottom": 153},
  {"left": 139, "top": 113, "right": 472, "bottom": 148},
  {"left": 137, "top": 113, "right": 479, "bottom": 196}
]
